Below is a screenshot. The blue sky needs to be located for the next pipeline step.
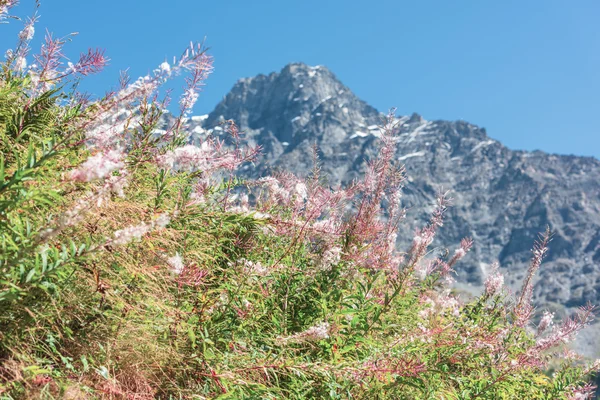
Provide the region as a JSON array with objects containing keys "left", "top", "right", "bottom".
[{"left": 2, "top": 0, "right": 599, "bottom": 158}]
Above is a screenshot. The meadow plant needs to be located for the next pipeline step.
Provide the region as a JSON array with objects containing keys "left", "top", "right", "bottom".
[{"left": 0, "top": 3, "right": 599, "bottom": 399}]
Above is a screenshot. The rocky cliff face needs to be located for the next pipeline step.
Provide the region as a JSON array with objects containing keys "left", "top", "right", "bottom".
[{"left": 184, "top": 63, "right": 600, "bottom": 322}]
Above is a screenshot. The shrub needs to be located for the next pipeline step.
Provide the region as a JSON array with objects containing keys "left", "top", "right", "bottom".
[{"left": 0, "top": 2, "right": 598, "bottom": 399}]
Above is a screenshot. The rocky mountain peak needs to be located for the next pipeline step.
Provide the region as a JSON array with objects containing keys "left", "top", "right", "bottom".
[{"left": 206, "top": 63, "right": 378, "bottom": 132}]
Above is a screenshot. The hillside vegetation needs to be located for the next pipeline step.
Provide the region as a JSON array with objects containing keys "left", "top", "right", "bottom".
[{"left": 0, "top": 2, "right": 598, "bottom": 399}]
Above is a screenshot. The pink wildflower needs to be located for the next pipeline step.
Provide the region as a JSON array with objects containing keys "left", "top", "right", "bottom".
[
  {"left": 158, "top": 143, "right": 212, "bottom": 172},
  {"left": 14, "top": 55, "right": 26, "bottom": 71},
  {"left": 567, "top": 384, "right": 596, "bottom": 400},
  {"left": 167, "top": 253, "right": 185, "bottom": 274},
  {"left": 448, "top": 237, "right": 473, "bottom": 267},
  {"left": 18, "top": 23, "right": 34, "bottom": 41},
  {"left": 112, "top": 223, "right": 151, "bottom": 246},
  {"left": 153, "top": 213, "right": 171, "bottom": 228},
  {"left": 317, "top": 246, "right": 342, "bottom": 271},
  {"left": 292, "top": 322, "right": 330, "bottom": 342},
  {"left": 239, "top": 259, "right": 269, "bottom": 277},
  {"left": 110, "top": 214, "right": 170, "bottom": 246},
  {"left": 537, "top": 311, "right": 555, "bottom": 335},
  {"left": 70, "top": 150, "right": 124, "bottom": 182},
  {"left": 534, "top": 304, "right": 595, "bottom": 351},
  {"left": 179, "top": 88, "right": 199, "bottom": 115},
  {"left": 158, "top": 61, "right": 171, "bottom": 74},
  {"left": 484, "top": 263, "right": 504, "bottom": 296}
]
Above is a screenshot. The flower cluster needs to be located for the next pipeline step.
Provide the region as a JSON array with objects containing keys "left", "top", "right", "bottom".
[
  {"left": 484, "top": 262, "right": 505, "bottom": 296},
  {"left": 239, "top": 258, "right": 269, "bottom": 277},
  {"left": 316, "top": 246, "right": 342, "bottom": 271},
  {"left": 280, "top": 322, "right": 330, "bottom": 344},
  {"left": 167, "top": 253, "right": 185, "bottom": 275},
  {"left": 70, "top": 150, "right": 124, "bottom": 182},
  {"left": 0, "top": 0, "right": 17, "bottom": 22},
  {"left": 110, "top": 214, "right": 170, "bottom": 246}
]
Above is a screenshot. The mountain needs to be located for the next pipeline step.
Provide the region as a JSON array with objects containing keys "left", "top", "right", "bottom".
[{"left": 181, "top": 63, "right": 600, "bottom": 352}]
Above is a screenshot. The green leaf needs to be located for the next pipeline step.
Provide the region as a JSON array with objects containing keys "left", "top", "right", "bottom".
[{"left": 25, "top": 268, "right": 36, "bottom": 283}]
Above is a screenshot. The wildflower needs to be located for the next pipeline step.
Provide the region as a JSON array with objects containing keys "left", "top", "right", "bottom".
[
  {"left": 65, "top": 61, "right": 77, "bottom": 74},
  {"left": 418, "top": 297, "right": 436, "bottom": 319},
  {"left": 437, "top": 293, "right": 460, "bottom": 317},
  {"left": 389, "top": 187, "right": 403, "bottom": 215},
  {"left": 317, "top": 246, "right": 341, "bottom": 271},
  {"left": 453, "top": 248, "right": 465, "bottom": 259},
  {"left": 537, "top": 311, "right": 555, "bottom": 335},
  {"left": 110, "top": 213, "right": 168, "bottom": 246},
  {"left": 313, "top": 218, "right": 338, "bottom": 233},
  {"left": 57, "top": 198, "right": 91, "bottom": 228},
  {"left": 0, "top": 6, "right": 8, "bottom": 21},
  {"left": 515, "top": 228, "right": 551, "bottom": 325},
  {"left": 567, "top": 384, "right": 596, "bottom": 400},
  {"left": 289, "top": 322, "right": 330, "bottom": 343},
  {"left": 104, "top": 172, "right": 129, "bottom": 198},
  {"left": 70, "top": 150, "right": 124, "bottom": 182},
  {"left": 28, "top": 69, "right": 40, "bottom": 87},
  {"left": 18, "top": 24, "right": 34, "bottom": 41},
  {"left": 484, "top": 263, "right": 504, "bottom": 296},
  {"left": 0, "top": 0, "right": 17, "bottom": 16},
  {"left": 14, "top": 56, "right": 26, "bottom": 71},
  {"left": 159, "top": 61, "right": 171, "bottom": 74},
  {"left": 412, "top": 234, "right": 423, "bottom": 247},
  {"left": 112, "top": 222, "right": 151, "bottom": 246},
  {"left": 413, "top": 262, "right": 431, "bottom": 281},
  {"left": 240, "top": 259, "right": 269, "bottom": 277},
  {"left": 386, "top": 231, "right": 398, "bottom": 256},
  {"left": 179, "top": 88, "right": 199, "bottom": 115},
  {"left": 228, "top": 194, "right": 250, "bottom": 213},
  {"left": 253, "top": 212, "right": 271, "bottom": 220},
  {"left": 535, "top": 304, "right": 595, "bottom": 351},
  {"left": 167, "top": 253, "right": 185, "bottom": 274},
  {"left": 295, "top": 182, "right": 308, "bottom": 200},
  {"left": 158, "top": 143, "right": 212, "bottom": 172},
  {"left": 152, "top": 213, "right": 171, "bottom": 228}
]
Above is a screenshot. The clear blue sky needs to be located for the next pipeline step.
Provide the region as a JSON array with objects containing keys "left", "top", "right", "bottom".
[{"left": 2, "top": 0, "right": 599, "bottom": 158}]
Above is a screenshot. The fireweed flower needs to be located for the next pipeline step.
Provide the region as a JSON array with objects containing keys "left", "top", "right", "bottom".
[
  {"left": 280, "top": 322, "right": 330, "bottom": 344},
  {"left": 158, "top": 61, "right": 171, "bottom": 74},
  {"left": 298, "top": 322, "right": 330, "bottom": 341},
  {"left": 18, "top": 23, "right": 34, "bottom": 41},
  {"left": 110, "top": 214, "right": 170, "bottom": 246},
  {"left": 534, "top": 305, "right": 594, "bottom": 351},
  {"left": 158, "top": 143, "right": 213, "bottom": 172},
  {"left": 179, "top": 88, "right": 199, "bottom": 116},
  {"left": 239, "top": 259, "right": 269, "bottom": 277},
  {"left": 484, "top": 263, "right": 504, "bottom": 296},
  {"left": 0, "top": 6, "right": 8, "bottom": 21},
  {"left": 14, "top": 55, "right": 26, "bottom": 71},
  {"left": 158, "top": 141, "right": 246, "bottom": 175},
  {"left": 167, "top": 253, "right": 185, "bottom": 274},
  {"left": 316, "top": 246, "right": 341, "bottom": 271},
  {"left": 515, "top": 229, "right": 551, "bottom": 326},
  {"left": 70, "top": 150, "right": 125, "bottom": 182},
  {"left": 295, "top": 182, "right": 308, "bottom": 201},
  {"left": 567, "top": 383, "right": 596, "bottom": 400},
  {"left": 537, "top": 311, "right": 555, "bottom": 335},
  {"left": 83, "top": 109, "right": 140, "bottom": 151},
  {"left": 78, "top": 47, "right": 209, "bottom": 153},
  {"left": 112, "top": 223, "right": 151, "bottom": 246},
  {"left": 153, "top": 213, "right": 171, "bottom": 228}
]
